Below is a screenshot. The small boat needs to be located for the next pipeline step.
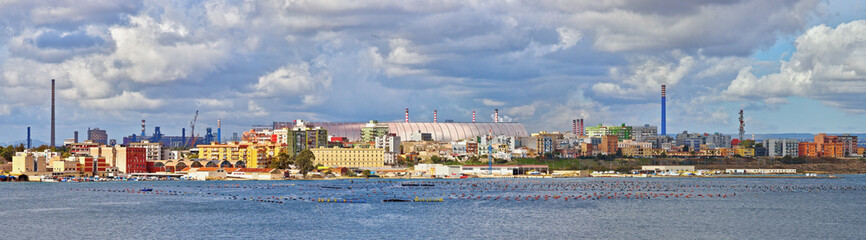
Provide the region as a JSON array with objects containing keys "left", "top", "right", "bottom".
[
  {"left": 140, "top": 188, "right": 153, "bottom": 192},
  {"left": 383, "top": 199, "right": 412, "bottom": 202}
]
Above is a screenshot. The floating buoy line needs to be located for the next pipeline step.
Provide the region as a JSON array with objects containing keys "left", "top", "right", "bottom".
[{"left": 70, "top": 179, "right": 866, "bottom": 205}]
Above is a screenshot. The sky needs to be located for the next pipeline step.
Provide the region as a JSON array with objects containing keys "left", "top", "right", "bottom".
[{"left": 1, "top": 0, "right": 866, "bottom": 143}]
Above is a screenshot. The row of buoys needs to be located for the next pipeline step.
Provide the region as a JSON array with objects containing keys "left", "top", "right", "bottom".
[
  {"left": 414, "top": 197, "right": 444, "bottom": 202},
  {"left": 317, "top": 198, "right": 365, "bottom": 203}
]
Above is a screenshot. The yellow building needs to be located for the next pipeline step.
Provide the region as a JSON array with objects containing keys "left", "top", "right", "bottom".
[
  {"left": 310, "top": 147, "right": 385, "bottom": 168},
  {"left": 197, "top": 142, "right": 285, "bottom": 168},
  {"left": 12, "top": 154, "right": 49, "bottom": 174},
  {"left": 735, "top": 147, "right": 755, "bottom": 157},
  {"left": 51, "top": 160, "right": 80, "bottom": 174}
]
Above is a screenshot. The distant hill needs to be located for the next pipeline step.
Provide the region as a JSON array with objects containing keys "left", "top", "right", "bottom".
[{"left": 0, "top": 139, "right": 49, "bottom": 147}]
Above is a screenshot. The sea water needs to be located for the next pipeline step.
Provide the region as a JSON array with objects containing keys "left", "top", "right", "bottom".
[{"left": 1, "top": 176, "right": 865, "bottom": 239}]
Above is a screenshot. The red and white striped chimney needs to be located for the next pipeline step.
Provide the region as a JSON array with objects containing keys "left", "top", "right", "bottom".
[
  {"left": 494, "top": 109, "right": 499, "bottom": 123},
  {"left": 405, "top": 108, "right": 409, "bottom": 123},
  {"left": 433, "top": 110, "right": 437, "bottom": 123},
  {"left": 472, "top": 111, "right": 476, "bottom": 123}
]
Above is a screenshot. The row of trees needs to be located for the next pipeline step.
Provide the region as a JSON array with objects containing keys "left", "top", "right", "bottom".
[
  {"left": 267, "top": 149, "right": 316, "bottom": 175},
  {"left": 0, "top": 144, "right": 67, "bottom": 163}
]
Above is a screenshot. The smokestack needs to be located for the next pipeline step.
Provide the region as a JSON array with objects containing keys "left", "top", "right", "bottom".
[
  {"left": 405, "top": 108, "right": 409, "bottom": 123},
  {"left": 472, "top": 111, "right": 476, "bottom": 123},
  {"left": 217, "top": 119, "right": 222, "bottom": 144},
  {"left": 51, "top": 79, "right": 55, "bottom": 147},
  {"left": 181, "top": 128, "right": 186, "bottom": 146},
  {"left": 74, "top": 131, "right": 78, "bottom": 143},
  {"left": 141, "top": 120, "right": 146, "bottom": 136},
  {"left": 661, "top": 84, "right": 666, "bottom": 136},
  {"left": 494, "top": 109, "right": 499, "bottom": 123},
  {"left": 27, "top": 127, "right": 31, "bottom": 149},
  {"left": 580, "top": 119, "right": 584, "bottom": 136},
  {"left": 433, "top": 110, "right": 437, "bottom": 123}
]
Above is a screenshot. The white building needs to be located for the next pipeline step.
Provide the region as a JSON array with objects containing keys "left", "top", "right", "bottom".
[
  {"left": 726, "top": 169, "right": 796, "bottom": 174},
  {"left": 414, "top": 164, "right": 462, "bottom": 177},
  {"left": 375, "top": 134, "right": 401, "bottom": 165},
  {"left": 407, "top": 131, "right": 433, "bottom": 141}
]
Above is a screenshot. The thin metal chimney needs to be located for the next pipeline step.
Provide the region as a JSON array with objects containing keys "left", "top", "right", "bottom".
[
  {"left": 405, "top": 108, "right": 409, "bottom": 123},
  {"left": 51, "top": 79, "right": 55, "bottom": 147},
  {"left": 472, "top": 111, "right": 476, "bottom": 123},
  {"left": 433, "top": 110, "right": 437, "bottom": 123}
]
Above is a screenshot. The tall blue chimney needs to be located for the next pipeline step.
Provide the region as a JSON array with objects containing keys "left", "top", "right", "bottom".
[
  {"left": 27, "top": 127, "right": 31, "bottom": 149},
  {"left": 661, "top": 85, "right": 666, "bottom": 136}
]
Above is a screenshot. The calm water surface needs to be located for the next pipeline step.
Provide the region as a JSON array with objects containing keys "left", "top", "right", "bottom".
[{"left": 2, "top": 176, "right": 865, "bottom": 239}]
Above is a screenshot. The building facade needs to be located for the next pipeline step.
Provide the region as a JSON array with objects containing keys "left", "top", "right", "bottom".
[
  {"left": 630, "top": 124, "right": 658, "bottom": 142},
  {"left": 129, "top": 140, "right": 168, "bottom": 161},
  {"left": 310, "top": 147, "right": 385, "bottom": 168},
  {"left": 197, "top": 142, "right": 284, "bottom": 168},
  {"left": 586, "top": 124, "right": 632, "bottom": 141},
  {"left": 89, "top": 146, "right": 147, "bottom": 173},
  {"left": 765, "top": 139, "right": 800, "bottom": 157},
  {"left": 87, "top": 128, "right": 108, "bottom": 145},
  {"left": 361, "top": 120, "right": 390, "bottom": 142}
]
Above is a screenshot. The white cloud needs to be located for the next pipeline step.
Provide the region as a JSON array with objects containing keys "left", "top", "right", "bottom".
[
  {"left": 480, "top": 98, "right": 505, "bottom": 107},
  {"left": 723, "top": 20, "right": 866, "bottom": 112},
  {"left": 196, "top": 98, "right": 233, "bottom": 108},
  {"left": 247, "top": 100, "right": 267, "bottom": 117},
  {"left": 252, "top": 62, "right": 332, "bottom": 104},
  {"left": 593, "top": 55, "right": 694, "bottom": 98},
  {"left": 79, "top": 91, "right": 164, "bottom": 111}
]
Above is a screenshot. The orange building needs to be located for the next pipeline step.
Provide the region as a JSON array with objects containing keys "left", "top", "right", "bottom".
[
  {"left": 798, "top": 142, "right": 818, "bottom": 157},
  {"left": 600, "top": 135, "right": 618, "bottom": 155},
  {"left": 815, "top": 133, "right": 858, "bottom": 156},
  {"left": 820, "top": 143, "right": 845, "bottom": 158}
]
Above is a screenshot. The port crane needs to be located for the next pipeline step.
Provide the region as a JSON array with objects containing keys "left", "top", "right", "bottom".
[{"left": 188, "top": 110, "right": 199, "bottom": 147}]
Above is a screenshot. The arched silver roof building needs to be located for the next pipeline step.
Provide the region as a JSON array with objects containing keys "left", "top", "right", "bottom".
[{"left": 275, "top": 122, "right": 529, "bottom": 142}]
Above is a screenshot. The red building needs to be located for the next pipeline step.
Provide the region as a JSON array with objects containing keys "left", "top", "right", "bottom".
[{"left": 79, "top": 157, "right": 107, "bottom": 176}]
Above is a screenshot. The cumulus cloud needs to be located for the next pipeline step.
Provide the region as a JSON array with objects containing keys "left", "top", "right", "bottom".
[
  {"left": 252, "top": 62, "right": 332, "bottom": 104},
  {"left": 724, "top": 20, "right": 866, "bottom": 112},
  {"left": 0, "top": 0, "right": 848, "bottom": 140},
  {"left": 79, "top": 91, "right": 164, "bottom": 111},
  {"left": 593, "top": 55, "right": 695, "bottom": 99}
]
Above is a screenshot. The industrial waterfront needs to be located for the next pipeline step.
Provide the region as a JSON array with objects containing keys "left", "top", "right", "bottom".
[{"left": 3, "top": 176, "right": 865, "bottom": 239}]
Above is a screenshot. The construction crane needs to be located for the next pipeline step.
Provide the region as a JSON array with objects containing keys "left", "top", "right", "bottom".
[{"left": 188, "top": 110, "right": 199, "bottom": 147}]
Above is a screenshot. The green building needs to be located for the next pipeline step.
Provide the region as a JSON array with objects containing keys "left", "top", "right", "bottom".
[
  {"left": 284, "top": 120, "right": 329, "bottom": 156},
  {"left": 586, "top": 123, "right": 632, "bottom": 141},
  {"left": 360, "top": 120, "right": 390, "bottom": 142}
]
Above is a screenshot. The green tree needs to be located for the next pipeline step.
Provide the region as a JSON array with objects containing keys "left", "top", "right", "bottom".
[
  {"left": 430, "top": 155, "right": 443, "bottom": 163},
  {"left": 268, "top": 152, "right": 293, "bottom": 169},
  {"left": 361, "top": 170, "right": 372, "bottom": 178},
  {"left": 295, "top": 149, "right": 316, "bottom": 175}
]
